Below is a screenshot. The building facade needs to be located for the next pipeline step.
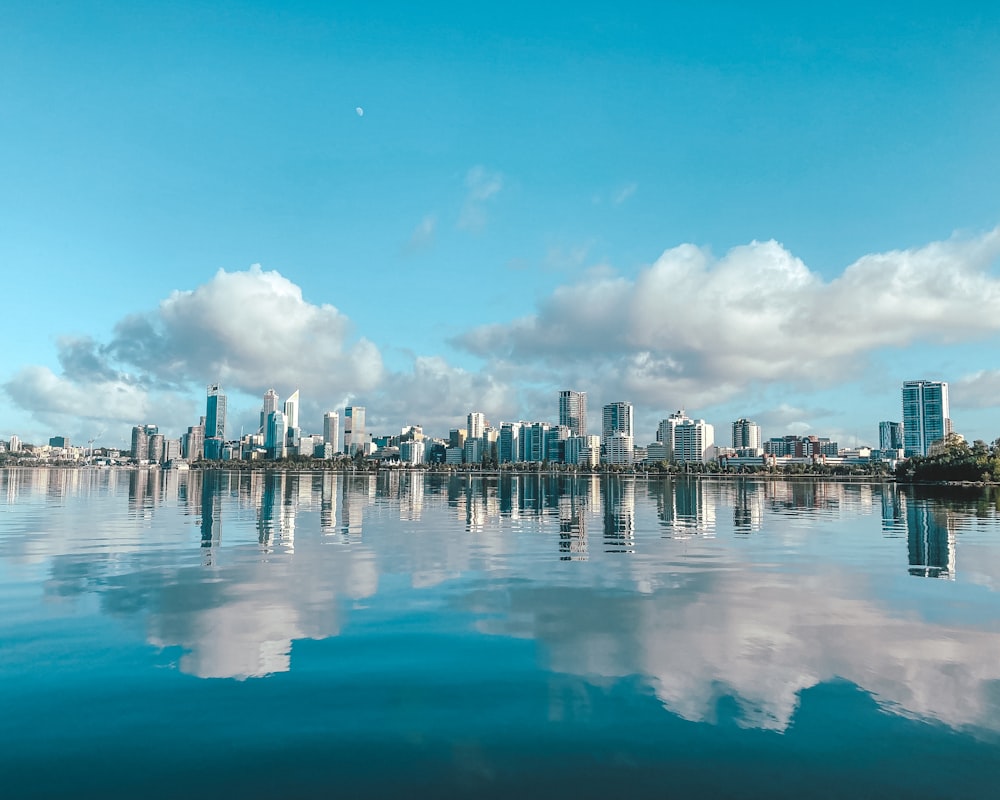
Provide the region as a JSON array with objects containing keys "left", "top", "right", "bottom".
[
  {"left": 344, "top": 406, "right": 366, "bottom": 455},
  {"left": 206, "top": 384, "right": 227, "bottom": 440},
  {"left": 731, "top": 418, "right": 762, "bottom": 453},
  {"left": 559, "top": 390, "right": 587, "bottom": 437},
  {"left": 902, "top": 380, "right": 950, "bottom": 457}
]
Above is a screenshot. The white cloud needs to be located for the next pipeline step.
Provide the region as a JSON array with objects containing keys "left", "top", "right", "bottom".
[
  {"left": 455, "top": 228, "right": 1000, "bottom": 411},
  {"left": 458, "top": 165, "right": 504, "bottom": 231}
]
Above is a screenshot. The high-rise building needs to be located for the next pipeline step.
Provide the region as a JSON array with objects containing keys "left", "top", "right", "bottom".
[
  {"left": 344, "top": 406, "right": 366, "bottom": 455},
  {"left": 602, "top": 402, "right": 633, "bottom": 446},
  {"left": 323, "top": 412, "right": 340, "bottom": 452},
  {"left": 467, "top": 411, "right": 486, "bottom": 441},
  {"left": 879, "top": 421, "right": 904, "bottom": 452},
  {"left": 673, "top": 418, "right": 715, "bottom": 463},
  {"left": 131, "top": 426, "right": 148, "bottom": 461},
  {"left": 658, "top": 411, "right": 715, "bottom": 463},
  {"left": 130, "top": 424, "right": 158, "bottom": 461},
  {"left": 206, "top": 384, "right": 227, "bottom": 440},
  {"left": 732, "top": 418, "right": 762, "bottom": 454},
  {"left": 902, "top": 380, "right": 951, "bottom": 457},
  {"left": 499, "top": 422, "right": 521, "bottom": 464},
  {"left": 284, "top": 389, "right": 300, "bottom": 432},
  {"left": 605, "top": 432, "right": 634, "bottom": 465},
  {"left": 148, "top": 433, "right": 165, "bottom": 464},
  {"left": 265, "top": 410, "right": 287, "bottom": 460},
  {"left": 183, "top": 423, "right": 204, "bottom": 463},
  {"left": 261, "top": 389, "right": 279, "bottom": 431},
  {"left": 559, "top": 390, "right": 587, "bottom": 437}
]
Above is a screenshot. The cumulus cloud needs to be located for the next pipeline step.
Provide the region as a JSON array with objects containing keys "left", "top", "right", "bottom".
[
  {"left": 458, "top": 165, "right": 503, "bottom": 231},
  {"left": 454, "top": 228, "right": 1000, "bottom": 410},
  {"left": 373, "top": 356, "right": 519, "bottom": 434},
  {"left": 3, "top": 265, "right": 385, "bottom": 438}
]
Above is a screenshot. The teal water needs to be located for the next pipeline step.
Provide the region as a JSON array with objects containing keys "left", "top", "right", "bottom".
[{"left": 1, "top": 468, "right": 999, "bottom": 798}]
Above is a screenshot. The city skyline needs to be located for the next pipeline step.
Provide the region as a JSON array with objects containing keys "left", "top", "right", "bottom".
[{"left": 3, "top": 5, "right": 1000, "bottom": 447}]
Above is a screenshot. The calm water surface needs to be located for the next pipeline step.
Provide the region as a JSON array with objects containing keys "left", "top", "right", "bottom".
[{"left": 2, "top": 468, "right": 999, "bottom": 798}]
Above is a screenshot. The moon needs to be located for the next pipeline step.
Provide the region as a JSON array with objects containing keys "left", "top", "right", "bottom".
[{"left": 355, "top": 107, "right": 364, "bottom": 117}]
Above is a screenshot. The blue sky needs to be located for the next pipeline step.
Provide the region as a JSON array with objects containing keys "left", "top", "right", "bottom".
[{"left": 3, "top": 2, "right": 1000, "bottom": 448}]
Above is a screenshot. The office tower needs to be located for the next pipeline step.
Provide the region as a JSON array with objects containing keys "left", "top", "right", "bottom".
[
  {"left": 183, "top": 423, "right": 204, "bottom": 463},
  {"left": 732, "top": 418, "right": 762, "bottom": 452},
  {"left": 524, "top": 422, "right": 551, "bottom": 462},
  {"left": 8, "top": 435, "right": 20, "bottom": 453},
  {"left": 344, "top": 406, "right": 366, "bottom": 455},
  {"left": 605, "top": 432, "right": 634, "bottom": 465},
  {"left": 131, "top": 425, "right": 149, "bottom": 461},
  {"left": 602, "top": 402, "right": 633, "bottom": 445},
  {"left": 130, "top": 424, "right": 157, "bottom": 461},
  {"left": 902, "top": 380, "right": 951, "bottom": 457},
  {"left": 673, "top": 418, "right": 715, "bottom": 463},
  {"left": 284, "top": 389, "right": 300, "bottom": 431},
  {"left": 266, "top": 410, "right": 287, "bottom": 460},
  {"left": 323, "top": 412, "right": 340, "bottom": 452},
  {"left": 148, "top": 433, "right": 165, "bottom": 464},
  {"left": 559, "top": 390, "right": 587, "bottom": 436},
  {"left": 879, "top": 421, "right": 904, "bottom": 451},
  {"left": 499, "top": 422, "right": 521, "bottom": 464},
  {"left": 261, "top": 388, "right": 279, "bottom": 431},
  {"left": 206, "top": 384, "right": 227, "bottom": 439},
  {"left": 467, "top": 411, "right": 486, "bottom": 441}
]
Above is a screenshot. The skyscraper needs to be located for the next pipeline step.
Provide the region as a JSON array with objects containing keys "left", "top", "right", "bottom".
[
  {"left": 602, "top": 402, "right": 633, "bottom": 444},
  {"left": 902, "top": 380, "right": 951, "bottom": 457},
  {"left": 261, "top": 388, "right": 279, "bottom": 431},
  {"left": 284, "top": 389, "right": 300, "bottom": 431},
  {"left": 265, "top": 409, "right": 287, "bottom": 460},
  {"left": 323, "top": 411, "right": 340, "bottom": 452},
  {"left": 344, "top": 406, "right": 366, "bottom": 455},
  {"left": 879, "top": 421, "right": 904, "bottom": 452},
  {"left": 467, "top": 411, "right": 486, "bottom": 440},
  {"left": 559, "top": 390, "right": 587, "bottom": 437},
  {"left": 732, "top": 418, "right": 762, "bottom": 452},
  {"left": 206, "top": 384, "right": 227, "bottom": 439}
]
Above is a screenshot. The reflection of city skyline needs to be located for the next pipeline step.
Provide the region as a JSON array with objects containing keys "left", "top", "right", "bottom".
[{"left": 3, "top": 469, "right": 996, "bottom": 703}]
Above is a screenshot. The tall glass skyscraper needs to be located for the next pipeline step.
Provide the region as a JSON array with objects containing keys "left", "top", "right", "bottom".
[
  {"left": 206, "top": 384, "right": 227, "bottom": 439},
  {"left": 602, "top": 401, "right": 633, "bottom": 444},
  {"left": 559, "top": 390, "right": 587, "bottom": 437},
  {"left": 902, "top": 380, "right": 950, "bottom": 457}
]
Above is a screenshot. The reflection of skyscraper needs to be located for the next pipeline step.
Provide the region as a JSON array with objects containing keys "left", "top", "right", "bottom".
[
  {"left": 904, "top": 495, "right": 956, "bottom": 579},
  {"left": 602, "top": 477, "right": 635, "bottom": 552},
  {"left": 559, "top": 390, "right": 587, "bottom": 437},
  {"left": 902, "top": 380, "right": 950, "bottom": 457},
  {"left": 200, "top": 469, "right": 222, "bottom": 549},
  {"left": 558, "top": 482, "right": 588, "bottom": 560},
  {"left": 733, "top": 481, "right": 764, "bottom": 532}
]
